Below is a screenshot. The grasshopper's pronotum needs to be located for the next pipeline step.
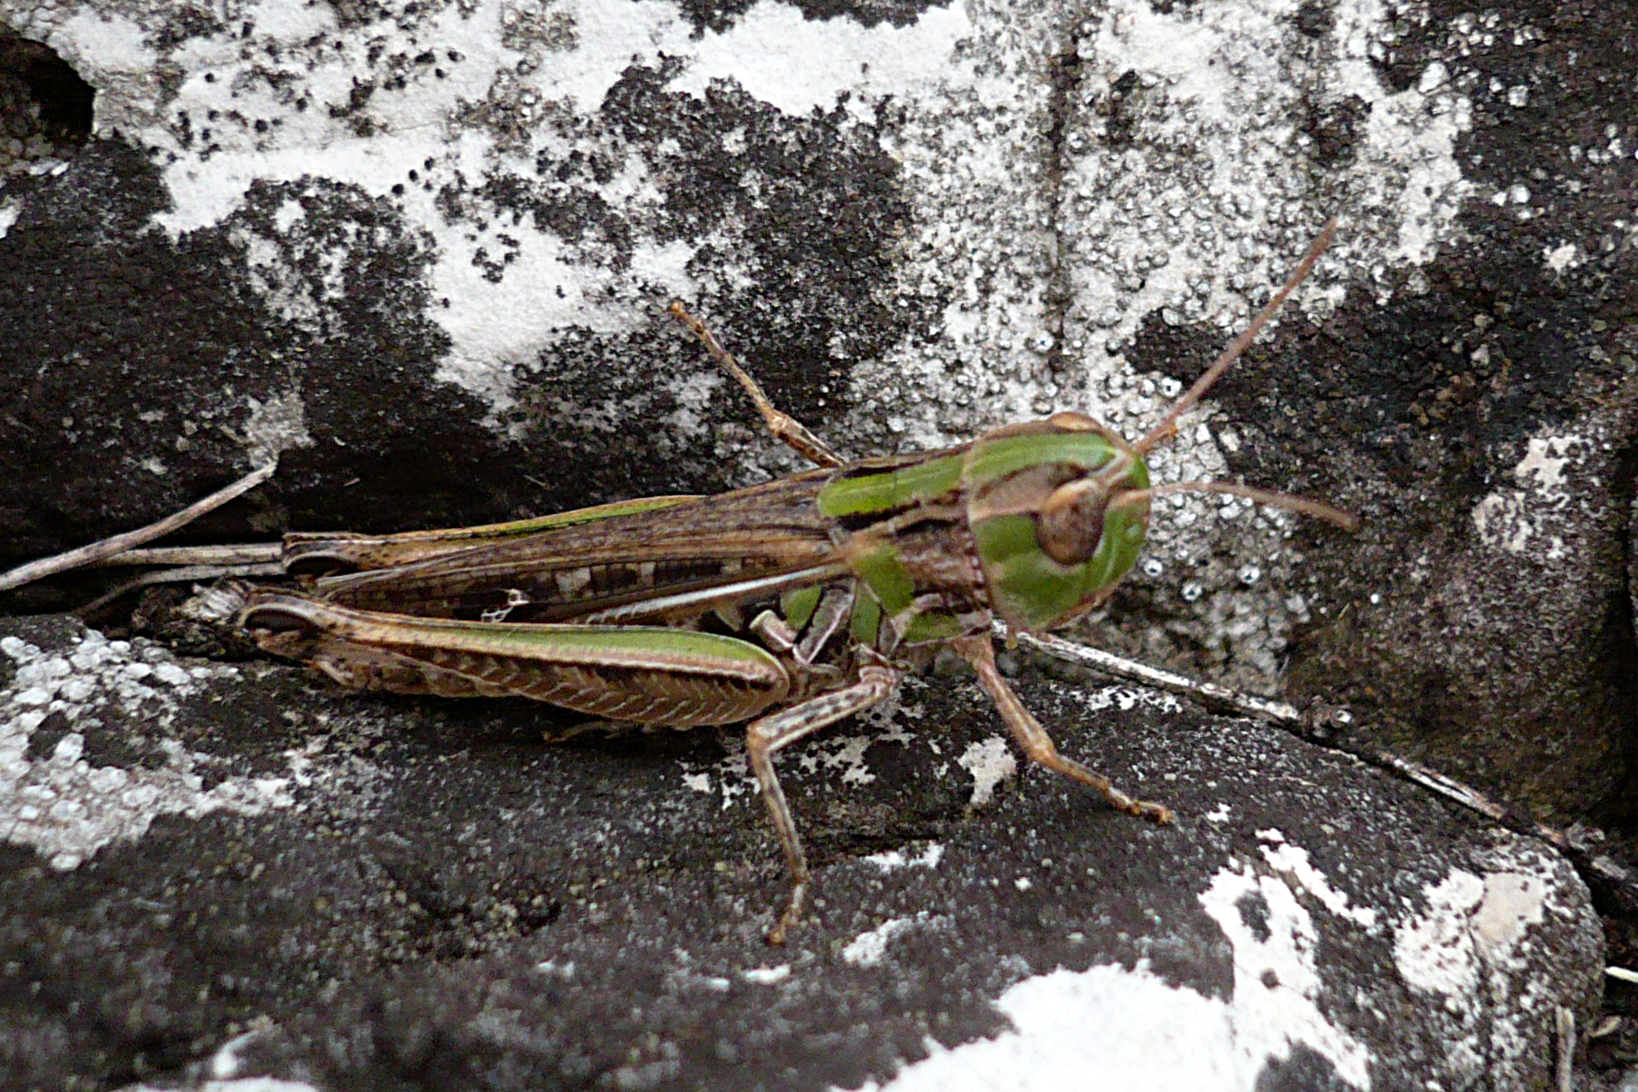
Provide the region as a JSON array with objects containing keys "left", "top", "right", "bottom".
[{"left": 5, "top": 223, "right": 1355, "bottom": 944}]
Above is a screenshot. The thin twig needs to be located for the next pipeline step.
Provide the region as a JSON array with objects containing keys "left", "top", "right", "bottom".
[
  {"left": 1013, "top": 629, "right": 1305, "bottom": 724},
  {"left": 84, "top": 543, "right": 284, "bottom": 568},
  {"left": 0, "top": 462, "right": 278, "bottom": 593},
  {"left": 1555, "top": 1006, "right": 1575, "bottom": 1092}
]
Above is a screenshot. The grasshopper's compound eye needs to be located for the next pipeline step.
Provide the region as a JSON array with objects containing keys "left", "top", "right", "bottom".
[{"left": 1035, "top": 479, "right": 1108, "bottom": 566}]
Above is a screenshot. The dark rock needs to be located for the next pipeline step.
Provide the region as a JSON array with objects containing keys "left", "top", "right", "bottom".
[
  {"left": 0, "top": 614, "right": 1600, "bottom": 1089},
  {"left": 2, "top": 0, "right": 1630, "bottom": 1087}
]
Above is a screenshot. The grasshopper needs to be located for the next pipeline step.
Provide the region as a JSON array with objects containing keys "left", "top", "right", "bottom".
[{"left": 13, "top": 224, "right": 1355, "bottom": 945}]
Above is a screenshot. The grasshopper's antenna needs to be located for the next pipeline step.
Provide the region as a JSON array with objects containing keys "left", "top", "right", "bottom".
[
  {"left": 1133, "top": 218, "right": 1337, "bottom": 457},
  {"left": 1143, "top": 481, "right": 1359, "bottom": 531}
]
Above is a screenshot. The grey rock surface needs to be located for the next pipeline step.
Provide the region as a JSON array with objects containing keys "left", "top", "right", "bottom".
[
  {"left": 1, "top": 0, "right": 1632, "bottom": 1086},
  {"left": 0, "top": 614, "right": 1603, "bottom": 1089},
  {"left": 0, "top": 0, "right": 1629, "bottom": 823}
]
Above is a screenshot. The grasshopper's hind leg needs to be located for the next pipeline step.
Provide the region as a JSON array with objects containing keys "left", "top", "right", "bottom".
[
  {"left": 668, "top": 302, "right": 844, "bottom": 469},
  {"left": 955, "top": 636, "right": 1174, "bottom": 824},
  {"left": 744, "top": 662, "right": 902, "bottom": 945}
]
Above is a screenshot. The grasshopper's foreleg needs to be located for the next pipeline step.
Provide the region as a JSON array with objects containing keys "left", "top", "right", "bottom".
[
  {"left": 745, "top": 661, "right": 902, "bottom": 945},
  {"left": 668, "top": 301, "right": 845, "bottom": 470},
  {"left": 954, "top": 636, "right": 1174, "bottom": 825}
]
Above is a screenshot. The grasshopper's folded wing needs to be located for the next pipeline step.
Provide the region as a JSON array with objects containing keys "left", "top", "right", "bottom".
[
  {"left": 291, "top": 472, "right": 844, "bottom": 625},
  {"left": 281, "top": 495, "right": 704, "bottom": 571}
]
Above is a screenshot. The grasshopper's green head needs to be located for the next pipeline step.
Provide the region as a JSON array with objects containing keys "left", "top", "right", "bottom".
[{"left": 964, "top": 413, "right": 1151, "bottom": 633}]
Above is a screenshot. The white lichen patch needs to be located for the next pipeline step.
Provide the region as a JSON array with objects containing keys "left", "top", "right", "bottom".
[
  {"left": 676, "top": 732, "right": 759, "bottom": 810},
  {"left": 679, "top": 731, "right": 880, "bottom": 808},
  {"left": 1389, "top": 837, "right": 1582, "bottom": 1088},
  {"left": 201, "top": 1024, "right": 296, "bottom": 1084},
  {"left": 861, "top": 842, "right": 944, "bottom": 871},
  {"left": 793, "top": 734, "right": 878, "bottom": 787},
  {"left": 857, "top": 685, "right": 925, "bottom": 746},
  {"left": 1391, "top": 870, "right": 1486, "bottom": 1057},
  {"left": 856, "top": 946, "right": 1370, "bottom": 1091},
  {"left": 666, "top": 0, "right": 972, "bottom": 118},
  {"left": 956, "top": 736, "right": 1017, "bottom": 809},
  {"left": 677, "top": 681, "right": 931, "bottom": 807},
  {"left": 0, "top": 630, "right": 296, "bottom": 869},
  {"left": 658, "top": 368, "right": 728, "bottom": 443},
  {"left": 1075, "top": 685, "right": 1183, "bottom": 716},
  {"left": 1195, "top": 856, "right": 1373, "bottom": 1087},
  {"left": 1389, "top": 838, "right": 1592, "bottom": 1087},
  {"left": 230, "top": 201, "right": 340, "bottom": 331},
  {"left": 856, "top": 833, "right": 1589, "bottom": 1091},
  {"left": 1259, "top": 835, "right": 1380, "bottom": 931},
  {"left": 841, "top": 911, "right": 944, "bottom": 968},
  {"left": 1542, "top": 241, "right": 1582, "bottom": 272},
  {"left": 1470, "top": 871, "right": 1548, "bottom": 963},
  {"left": 240, "top": 388, "right": 315, "bottom": 469},
  {"left": 1471, "top": 432, "right": 1587, "bottom": 560},
  {"left": 739, "top": 963, "right": 791, "bottom": 985}
]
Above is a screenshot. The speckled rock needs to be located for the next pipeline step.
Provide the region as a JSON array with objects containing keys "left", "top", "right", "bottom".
[
  {"left": 0, "top": 0, "right": 1631, "bottom": 826},
  {"left": 0, "top": 614, "right": 1602, "bottom": 1090},
  {"left": 0, "top": 0, "right": 1631, "bottom": 1087}
]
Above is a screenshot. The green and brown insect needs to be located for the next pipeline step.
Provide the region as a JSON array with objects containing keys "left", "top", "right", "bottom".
[
  {"left": 5, "top": 223, "right": 1354, "bottom": 944},
  {"left": 219, "top": 223, "right": 1354, "bottom": 943}
]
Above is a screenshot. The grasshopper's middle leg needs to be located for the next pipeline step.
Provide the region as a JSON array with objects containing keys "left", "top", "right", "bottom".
[
  {"left": 744, "top": 662, "right": 902, "bottom": 945},
  {"left": 955, "top": 636, "right": 1174, "bottom": 824}
]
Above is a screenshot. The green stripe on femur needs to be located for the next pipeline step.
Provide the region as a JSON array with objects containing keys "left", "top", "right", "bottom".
[
  {"left": 849, "top": 590, "right": 882, "bottom": 645},
  {"left": 900, "top": 610, "right": 965, "bottom": 644},
  {"left": 780, "top": 584, "right": 822, "bottom": 629}
]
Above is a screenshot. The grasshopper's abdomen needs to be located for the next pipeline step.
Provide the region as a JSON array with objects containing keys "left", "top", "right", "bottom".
[{"left": 297, "top": 473, "right": 841, "bottom": 627}]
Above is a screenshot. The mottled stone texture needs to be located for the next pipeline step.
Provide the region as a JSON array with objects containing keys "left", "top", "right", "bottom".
[{"left": 1, "top": 0, "right": 1631, "bottom": 1087}]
